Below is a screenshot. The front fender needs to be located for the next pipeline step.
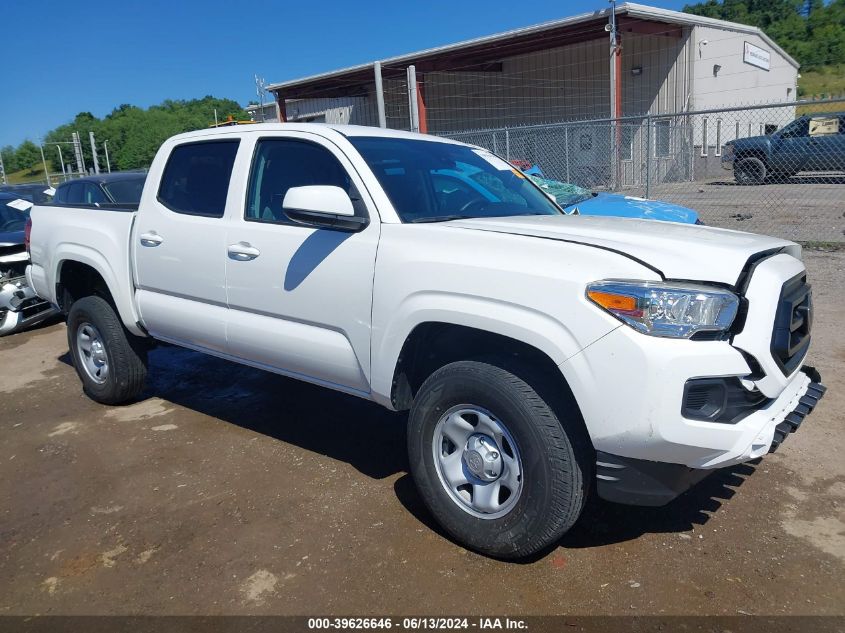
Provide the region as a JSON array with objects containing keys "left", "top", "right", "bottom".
[{"left": 370, "top": 290, "right": 615, "bottom": 408}]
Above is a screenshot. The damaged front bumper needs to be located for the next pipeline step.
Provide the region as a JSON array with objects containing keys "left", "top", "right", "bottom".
[
  {"left": 0, "top": 274, "right": 57, "bottom": 336},
  {"left": 596, "top": 366, "right": 826, "bottom": 506}
]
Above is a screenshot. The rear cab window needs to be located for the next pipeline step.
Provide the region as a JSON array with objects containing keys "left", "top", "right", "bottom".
[{"left": 157, "top": 140, "right": 239, "bottom": 217}]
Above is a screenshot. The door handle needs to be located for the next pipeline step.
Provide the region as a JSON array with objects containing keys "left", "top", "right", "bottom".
[
  {"left": 227, "top": 242, "right": 260, "bottom": 261},
  {"left": 139, "top": 232, "right": 163, "bottom": 247}
]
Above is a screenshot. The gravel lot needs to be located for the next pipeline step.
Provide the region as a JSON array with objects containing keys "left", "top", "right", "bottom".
[
  {"left": 1, "top": 251, "right": 843, "bottom": 616},
  {"left": 648, "top": 176, "right": 845, "bottom": 243}
]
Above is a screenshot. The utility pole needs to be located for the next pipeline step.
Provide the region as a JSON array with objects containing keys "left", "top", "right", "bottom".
[
  {"left": 103, "top": 140, "right": 111, "bottom": 173},
  {"left": 55, "top": 145, "right": 66, "bottom": 180},
  {"left": 39, "top": 144, "right": 51, "bottom": 186},
  {"left": 72, "top": 132, "right": 86, "bottom": 175},
  {"left": 89, "top": 131, "right": 100, "bottom": 174},
  {"left": 255, "top": 74, "right": 267, "bottom": 122}
]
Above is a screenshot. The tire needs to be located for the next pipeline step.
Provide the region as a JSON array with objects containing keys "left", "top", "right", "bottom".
[
  {"left": 734, "top": 156, "right": 766, "bottom": 185},
  {"left": 67, "top": 295, "right": 148, "bottom": 405},
  {"left": 407, "top": 360, "right": 589, "bottom": 559}
]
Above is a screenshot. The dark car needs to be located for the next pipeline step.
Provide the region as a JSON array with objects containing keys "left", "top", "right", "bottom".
[
  {"left": 53, "top": 171, "right": 147, "bottom": 206},
  {"left": 722, "top": 112, "right": 845, "bottom": 184},
  {"left": 0, "top": 183, "right": 53, "bottom": 204}
]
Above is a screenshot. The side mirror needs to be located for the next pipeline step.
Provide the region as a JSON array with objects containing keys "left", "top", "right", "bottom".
[{"left": 282, "top": 185, "right": 368, "bottom": 232}]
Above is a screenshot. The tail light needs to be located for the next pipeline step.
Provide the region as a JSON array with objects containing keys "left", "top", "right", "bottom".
[{"left": 25, "top": 217, "right": 32, "bottom": 255}]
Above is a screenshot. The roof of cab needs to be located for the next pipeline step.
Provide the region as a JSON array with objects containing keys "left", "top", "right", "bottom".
[{"left": 167, "top": 122, "right": 465, "bottom": 145}]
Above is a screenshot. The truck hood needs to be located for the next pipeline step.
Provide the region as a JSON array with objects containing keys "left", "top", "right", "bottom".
[
  {"left": 446, "top": 215, "right": 797, "bottom": 285},
  {"left": 730, "top": 136, "right": 772, "bottom": 152}
]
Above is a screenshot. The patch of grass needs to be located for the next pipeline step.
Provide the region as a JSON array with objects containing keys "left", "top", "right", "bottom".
[
  {"left": 4, "top": 162, "right": 53, "bottom": 185},
  {"left": 798, "top": 64, "right": 845, "bottom": 99}
]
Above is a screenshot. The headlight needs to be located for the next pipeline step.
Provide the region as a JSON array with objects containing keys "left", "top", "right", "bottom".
[{"left": 586, "top": 280, "right": 739, "bottom": 338}]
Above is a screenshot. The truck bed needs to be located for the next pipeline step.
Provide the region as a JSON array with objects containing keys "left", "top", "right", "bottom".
[{"left": 28, "top": 203, "right": 143, "bottom": 334}]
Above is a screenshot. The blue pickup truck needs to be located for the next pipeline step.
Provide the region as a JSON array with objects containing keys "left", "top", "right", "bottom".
[{"left": 722, "top": 112, "right": 845, "bottom": 184}]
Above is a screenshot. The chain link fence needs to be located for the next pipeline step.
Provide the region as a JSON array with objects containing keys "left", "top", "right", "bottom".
[{"left": 443, "top": 98, "right": 845, "bottom": 243}]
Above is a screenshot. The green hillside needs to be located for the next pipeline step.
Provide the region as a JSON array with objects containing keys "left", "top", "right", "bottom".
[
  {"left": 684, "top": 0, "right": 845, "bottom": 97},
  {"left": 2, "top": 96, "right": 248, "bottom": 177},
  {"left": 4, "top": 162, "right": 54, "bottom": 185},
  {"left": 798, "top": 63, "right": 845, "bottom": 97}
]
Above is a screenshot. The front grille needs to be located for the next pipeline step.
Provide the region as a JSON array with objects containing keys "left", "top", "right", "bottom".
[{"left": 771, "top": 273, "right": 812, "bottom": 376}]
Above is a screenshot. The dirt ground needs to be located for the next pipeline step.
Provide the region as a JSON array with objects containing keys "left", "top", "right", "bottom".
[
  {"left": 1, "top": 251, "right": 843, "bottom": 616},
  {"left": 648, "top": 176, "right": 845, "bottom": 243}
]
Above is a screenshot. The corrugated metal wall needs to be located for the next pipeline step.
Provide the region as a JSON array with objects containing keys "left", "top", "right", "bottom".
[
  {"left": 422, "top": 38, "right": 611, "bottom": 133},
  {"left": 619, "top": 28, "right": 694, "bottom": 186},
  {"left": 278, "top": 28, "right": 697, "bottom": 137}
]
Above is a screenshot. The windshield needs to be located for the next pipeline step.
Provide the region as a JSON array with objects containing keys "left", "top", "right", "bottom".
[
  {"left": 348, "top": 137, "right": 562, "bottom": 222},
  {"left": 778, "top": 117, "right": 809, "bottom": 138},
  {"left": 0, "top": 197, "right": 30, "bottom": 232},
  {"left": 526, "top": 175, "right": 594, "bottom": 208},
  {"left": 103, "top": 176, "right": 146, "bottom": 204}
]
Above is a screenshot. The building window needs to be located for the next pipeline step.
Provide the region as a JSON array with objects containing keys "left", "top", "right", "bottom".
[
  {"left": 701, "top": 117, "right": 708, "bottom": 156},
  {"left": 736, "top": 121, "right": 741, "bottom": 139},
  {"left": 654, "top": 120, "right": 671, "bottom": 158},
  {"left": 715, "top": 119, "right": 722, "bottom": 156},
  {"left": 748, "top": 122, "right": 753, "bottom": 137}
]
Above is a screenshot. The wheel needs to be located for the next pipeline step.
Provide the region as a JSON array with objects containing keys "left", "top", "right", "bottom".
[
  {"left": 407, "top": 360, "right": 589, "bottom": 559},
  {"left": 734, "top": 157, "right": 766, "bottom": 185},
  {"left": 67, "top": 295, "right": 148, "bottom": 404}
]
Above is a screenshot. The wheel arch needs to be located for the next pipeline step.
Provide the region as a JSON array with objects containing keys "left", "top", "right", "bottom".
[
  {"left": 53, "top": 247, "right": 144, "bottom": 336},
  {"left": 387, "top": 321, "right": 593, "bottom": 448},
  {"left": 734, "top": 149, "right": 769, "bottom": 166}
]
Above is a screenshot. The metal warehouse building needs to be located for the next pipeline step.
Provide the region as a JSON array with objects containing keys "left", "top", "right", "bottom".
[{"left": 265, "top": 3, "right": 799, "bottom": 188}]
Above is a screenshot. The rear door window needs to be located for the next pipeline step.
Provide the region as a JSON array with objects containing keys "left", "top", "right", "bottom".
[
  {"left": 158, "top": 140, "right": 239, "bottom": 217},
  {"left": 65, "top": 182, "right": 84, "bottom": 204},
  {"left": 54, "top": 185, "right": 68, "bottom": 204}
]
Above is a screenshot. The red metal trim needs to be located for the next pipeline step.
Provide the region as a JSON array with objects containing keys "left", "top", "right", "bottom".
[{"left": 416, "top": 77, "right": 428, "bottom": 134}]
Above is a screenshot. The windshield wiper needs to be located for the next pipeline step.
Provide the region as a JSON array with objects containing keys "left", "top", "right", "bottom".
[{"left": 408, "top": 215, "right": 473, "bottom": 223}]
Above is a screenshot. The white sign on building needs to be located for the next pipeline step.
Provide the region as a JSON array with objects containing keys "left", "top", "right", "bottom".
[{"left": 743, "top": 41, "right": 771, "bottom": 71}]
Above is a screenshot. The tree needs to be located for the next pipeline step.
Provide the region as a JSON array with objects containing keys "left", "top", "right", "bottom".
[
  {"left": 23, "top": 96, "right": 252, "bottom": 174},
  {"left": 13, "top": 141, "right": 42, "bottom": 172},
  {"left": 683, "top": 0, "right": 845, "bottom": 70}
]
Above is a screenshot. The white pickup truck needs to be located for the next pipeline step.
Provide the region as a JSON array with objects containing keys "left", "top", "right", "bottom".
[{"left": 28, "top": 123, "right": 825, "bottom": 559}]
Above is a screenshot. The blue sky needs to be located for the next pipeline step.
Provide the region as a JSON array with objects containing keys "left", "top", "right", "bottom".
[{"left": 1, "top": 0, "right": 686, "bottom": 148}]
